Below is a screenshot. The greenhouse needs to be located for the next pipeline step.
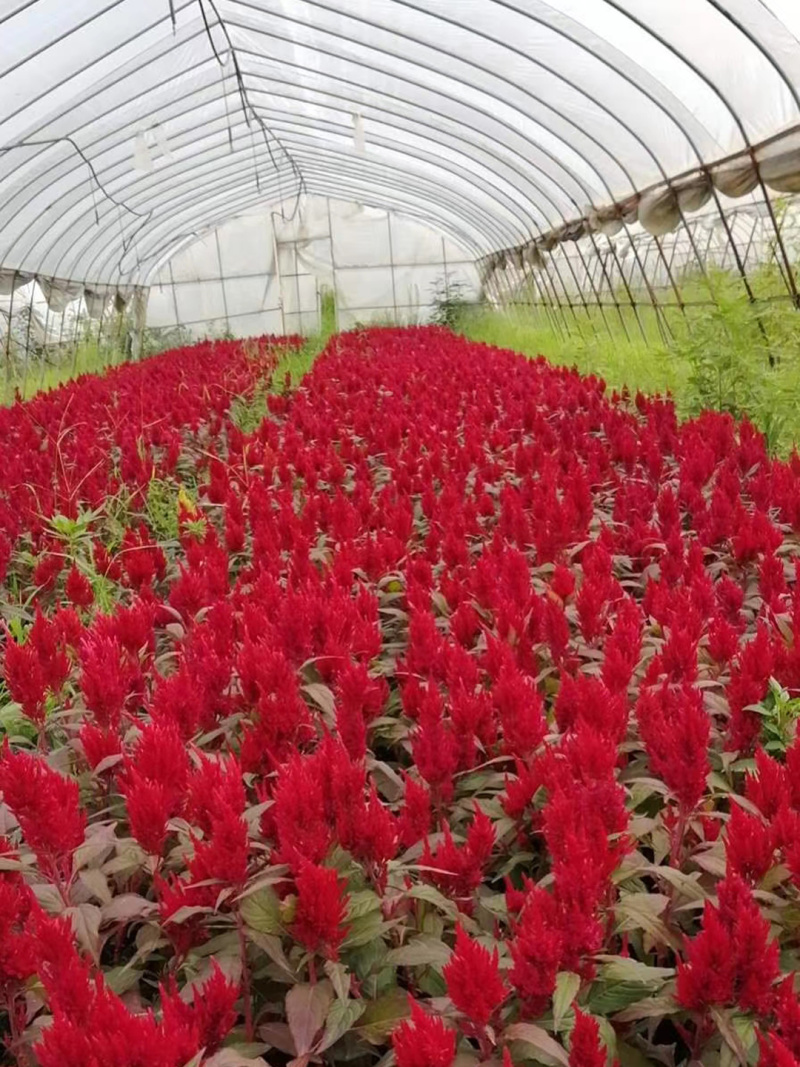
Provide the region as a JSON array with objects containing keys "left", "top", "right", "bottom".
[{"left": 4, "top": 4, "right": 800, "bottom": 1067}]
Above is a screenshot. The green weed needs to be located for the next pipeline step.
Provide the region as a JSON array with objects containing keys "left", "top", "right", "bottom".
[{"left": 456, "top": 265, "right": 800, "bottom": 454}]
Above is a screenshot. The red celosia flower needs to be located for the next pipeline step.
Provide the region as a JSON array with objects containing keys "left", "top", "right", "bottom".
[
  {"left": 771, "top": 976, "right": 800, "bottom": 1060},
  {"left": 746, "top": 747, "right": 790, "bottom": 820},
  {"left": 121, "top": 721, "right": 189, "bottom": 855},
  {"left": 184, "top": 754, "right": 245, "bottom": 838},
  {"left": 65, "top": 565, "right": 94, "bottom": 608},
  {"left": 442, "top": 925, "right": 507, "bottom": 1026},
  {"left": 189, "top": 801, "right": 250, "bottom": 889},
  {"left": 758, "top": 1032, "right": 800, "bottom": 1067},
  {"left": 155, "top": 874, "right": 212, "bottom": 957},
  {"left": 551, "top": 563, "right": 575, "bottom": 602},
  {"left": 148, "top": 666, "right": 201, "bottom": 740},
  {"left": 569, "top": 1010, "right": 612, "bottom": 1067},
  {"left": 556, "top": 674, "right": 627, "bottom": 744},
  {"left": 350, "top": 786, "right": 398, "bottom": 886},
  {"left": 421, "top": 807, "right": 496, "bottom": 906},
  {"left": 636, "top": 682, "right": 709, "bottom": 812},
  {"left": 0, "top": 872, "right": 37, "bottom": 992},
  {"left": 290, "top": 861, "right": 350, "bottom": 960},
  {"left": 411, "top": 689, "right": 459, "bottom": 804},
  {"left": 124, "top": 774, "right": 174, "bottom": 856},
  {"left": 29, "top": 607, "right": 71, "bottom": 692},
  {"left": 493, "top": 663, "right": 547, "bottom": 758},
  {"left": 93, "top": 541, "right": 122, "bottom": 582},
  {"left": 2, "top": 631, "right": 47, "bottom": 723},
  {"left": 0, "top": 746, "right": 86, "bottom": 882},
  {"left": 78, "top": 632, "right": 131, "bottom": 729},
  {"left": 119, "top": 524, "right": 166, "bottom": 590},
  {"left": 32, "top": 551, "right": 63, "bottom": 592},
  {"left": 270, "top": 752, "right": 334, "bottom": 867},
  {"left": 34, "top": 972, "right": 200, "bottom": 1067},
  {"left": 397, "top": 774, "right": 432, "bottom": 848},
  {"left": 677, "top": 873, "right": 778, "bottom": 1015},
  {"left": 393, "top": 997, "right": 456, "bottom": 1067},
  {"left": 0, "top": 533, "right": 10, "bottom": 585},
  {"left": 725, "top": 803, "right": 775, "bottom": 884},
  {"left": 726, "top": 623, "right": 775, "bottom": 753},
  {"left": 508, "top": 885, "right": 564, "bottom": 1015},
  {"left": 160, "top": 960, "right": 240, "bottom": 1054},
  {"left": 79, "top": 723, "right": 122, "bottom": 772}
]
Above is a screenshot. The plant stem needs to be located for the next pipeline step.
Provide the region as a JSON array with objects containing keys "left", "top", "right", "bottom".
[
  {"left": 235, "top": 909, "right": 255, "bottom": 1043},
  {"left": 670, "top": 803, "right": 690, "bottom": 869}
]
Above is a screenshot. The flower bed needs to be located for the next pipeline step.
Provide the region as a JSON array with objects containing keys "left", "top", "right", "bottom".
[{"left": 1, "top": 325, "right": 799, "bottom": 1066}]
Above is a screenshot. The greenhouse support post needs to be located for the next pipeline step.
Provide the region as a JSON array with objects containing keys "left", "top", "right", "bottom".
[
  {"left": 22, "top": 281, "right": 36, "bottom": 396},
  {"left": 4, "top": 271, "right": 16, "bottom": 385},
  {"left": 387, "top": 214, "right": 398, "bottom": 321},
  {"left": 130, "top": 287, "right": 148, "bottom": 361}
]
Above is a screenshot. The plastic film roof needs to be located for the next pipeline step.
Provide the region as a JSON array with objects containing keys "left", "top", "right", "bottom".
[{"left": 2, "top": 0, "right": 800, "bottom": 286}]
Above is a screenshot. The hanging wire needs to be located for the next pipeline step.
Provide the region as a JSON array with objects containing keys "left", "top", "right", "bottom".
[
  {"left": 0, "top": 137, "right": 148, "bottom": 220},
  {"left": 169, "top": 0, "right": 177, "bottom": 33},
  {"left": 0, "top": 1, "right": 305, "bottom": 282},
  {"left": 197, "top": 0, "right": 306, "bottom": 220},
  {"left": 250, "top": 129, "right": 262, "bottom": 194},
  {"left": 222, "top": 64, "right": 235, "bottom": 153},
  {"left": 90, "top": 169, "right": 100, "bottom": 227},
  {"left": 0, "top": 137, "right": 157, "bottom": 281}
]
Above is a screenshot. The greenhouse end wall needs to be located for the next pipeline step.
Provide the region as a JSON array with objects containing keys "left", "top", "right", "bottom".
[{"left": 146, "top": 197, "right": 480, "bottom": 339}]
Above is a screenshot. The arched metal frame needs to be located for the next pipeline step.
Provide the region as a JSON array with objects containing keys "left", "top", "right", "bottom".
[{"left": 2, "top": 0, "right": 800, "bottom": 342}]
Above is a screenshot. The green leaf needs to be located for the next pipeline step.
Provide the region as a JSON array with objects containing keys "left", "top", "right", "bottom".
[
  {"left": 386, "top": 934, "right": 453, "bottom": 969},
  {"left": 553, "top": 971, "right": 581, "bottom": 1031},
  {"left": 285, "top": 981, "right": 333, "bottom": 1056},
  {"left": 353, "top": 990, "right": 411, "bottom": 1044},
  {"left": 711, "top": 1007, "right": 751, "bottom": 1065},
  {"left": 246, "top": 931, "right": 296, "bottom": 981},
  {"left": 407, "top": 883, "right": 458, "bottom": 919},
  {"left": 588, "top": 956, "right": 675, "bottom": 1017},
  {"left": 346, "top": 889, "right": 382, "bottom": 921},
  {"left": 203, "top": 1052, "right": 269, "bottom": 1067},
  {"left": 596, "top": 956, "right": 675, "bottom": 986},
  {"left": 504, "top": 1022, "right": 570, "bottom": 1066},
  {"left": 646, "top": 865, "right": 707, "bottom": 902},
  {"left": 240, "top": 886, "right": 283, "bottom": 935},
  {"left": 616, "top": 1041, "right": 656, "bottom": 1067},
  {"left": 302, "top": 683, "right": 336, "bottom": 721},
  {"left": 612, "top": 992, "right": 680, "bottom": 1024},
  {"left": 614, "top": 892, "right": 681, "bottom": 950},
  {"left": 342, "top": 912, "right": 394, "bottom": 949},
  {"left": 65, "top": 904, "right": 102, "bottom": 966},
  {"left": 316, "top": 998, "right": 367, "bottom": 1052},
  {"left": 324, "top": 960, "right": 351, "bottom": 1001},
  {"left": 102, "top": 963, "right": 142, "bottom": 995}
]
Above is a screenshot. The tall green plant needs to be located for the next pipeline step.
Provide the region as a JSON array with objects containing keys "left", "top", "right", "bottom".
[
  {"left": 671, "top": 273, "right": 771, "bottom": 417},
  {"left": 458, "top": 263, "right": 800, "bottom": 454},
  {"left": 429, "top": 275, "right": 474, "bottom": 330}
]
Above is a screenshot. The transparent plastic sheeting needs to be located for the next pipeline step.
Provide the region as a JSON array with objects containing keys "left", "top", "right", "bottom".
[
  {"left": 490, "top": 200, "right": 800, "bottom": 304},
  {"left": 0, "top": 281, "right": 87, "bottom": 355},
  {"left": 147, "top": 197, "right": 479, "bottom": 337},
  {"left": 2, "top": 0, "right": 800, "bottom": 293}
]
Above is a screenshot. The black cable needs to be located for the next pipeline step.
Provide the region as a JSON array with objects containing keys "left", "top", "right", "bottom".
[
  {"left": 0, "top": 137, "right": 148, "bottom": 219},
  {"left": 198, "top": 0, "right": 306, "bottom": 218}
]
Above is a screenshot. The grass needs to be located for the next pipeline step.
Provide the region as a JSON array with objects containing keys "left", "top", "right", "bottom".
[
  {"left": 272, "top": 286, "right": 339, "bottom": 388},
  {"left": 8, "top": 265, "right": 800, "bottom": 457},
  {"left": 229, "top": 289, "right": 340, "bottom": 433},
  {"left": 456, "top": 265, "right": 800, "bottom": 454},
  {"left": 2, "top": 337, "right": 125, "bottom": 403},
  {"left": 0, "top": 323, "right": 192, "bottom": 405}
]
